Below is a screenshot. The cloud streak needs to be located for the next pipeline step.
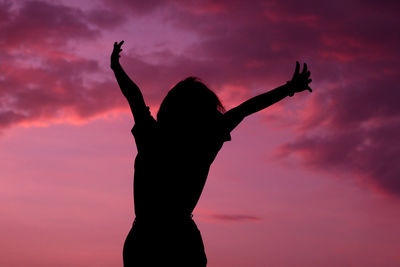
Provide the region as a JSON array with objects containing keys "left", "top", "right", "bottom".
[{"left": 210, "top": 213, "right": 262, "bottom": 223}]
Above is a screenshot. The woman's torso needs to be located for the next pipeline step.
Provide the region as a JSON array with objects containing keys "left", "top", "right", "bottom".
[{"left": 132, "top": 118, "right": 230, "bottom": 218}]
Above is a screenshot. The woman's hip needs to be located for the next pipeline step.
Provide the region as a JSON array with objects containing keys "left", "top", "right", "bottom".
[{"left": 123, "top": 216, "right": 207, "bottom": 266}]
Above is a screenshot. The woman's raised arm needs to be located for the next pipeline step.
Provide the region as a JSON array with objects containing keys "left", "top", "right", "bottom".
[
  {"left": 111, "top": 41, "right": 148, "bottom": 123},
  {"left": 223, "top": 61, "right": 312, "bottom": 132}
]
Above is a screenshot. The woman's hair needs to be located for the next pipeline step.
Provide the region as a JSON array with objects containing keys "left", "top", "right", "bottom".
[{"left": 157, "top": 77, "right": 225, "bottom": 129}]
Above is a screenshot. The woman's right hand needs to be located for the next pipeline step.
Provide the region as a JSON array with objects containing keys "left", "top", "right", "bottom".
[{"left": 111, "top": 40, "right": 124, "bottom": 70}]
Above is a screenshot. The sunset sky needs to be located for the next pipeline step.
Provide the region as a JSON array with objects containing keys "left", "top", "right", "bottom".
[{"left": 1, "top": 0, "right": 400, "bottom": 266}]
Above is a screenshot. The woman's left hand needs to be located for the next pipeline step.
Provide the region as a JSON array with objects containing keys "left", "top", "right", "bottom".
[{"left": 289, "top": 61, "right": 312, "bottom": 95}]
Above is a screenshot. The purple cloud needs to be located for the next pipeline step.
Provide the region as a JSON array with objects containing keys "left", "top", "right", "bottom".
[
  {"left": 277, "top": 69, "right": 400, "bottom": 196},
  {"left": 0, "top": 0, "right": 127, "bottom": 131},
  {"left": 1, "top": 0, "right": 399, "bottom": 197}
]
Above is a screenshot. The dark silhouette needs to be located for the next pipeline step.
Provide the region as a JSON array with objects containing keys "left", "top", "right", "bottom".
[{"left": 111, "top": 40, "right": 312, "bottom": 266}]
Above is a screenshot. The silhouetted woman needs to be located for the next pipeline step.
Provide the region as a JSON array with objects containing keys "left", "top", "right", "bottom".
[{"left": 111, "top": 41, "right": 312, "bottom": 266}]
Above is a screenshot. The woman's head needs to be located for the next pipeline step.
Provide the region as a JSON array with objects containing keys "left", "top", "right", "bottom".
[{"left": 157, "top": 77, "right": 224, "bottom": 131}]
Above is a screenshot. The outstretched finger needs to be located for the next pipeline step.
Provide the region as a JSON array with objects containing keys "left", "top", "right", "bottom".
[
  {"left": 294, "top": 61, "right": 300, "bottom": 76},
  {"left": 118, "top": 40, "right": 124, "bottom": 47},
  {"left": 302, "top": 63, "right": 308, "bottom": 75},
  {"left": 307, "top": 85, "right": 312, "bottom": 92}
]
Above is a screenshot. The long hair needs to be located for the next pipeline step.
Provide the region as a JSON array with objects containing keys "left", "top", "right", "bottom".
[{"left": 157, "top": 77, "right": 225, "bottom": 132}]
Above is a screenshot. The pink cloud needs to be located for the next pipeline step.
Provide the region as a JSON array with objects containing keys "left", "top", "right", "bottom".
[
  {"left": 277, "top": 70, "right": 400, "bottom": 195},
  {"left": 0, "top": 1, "right": 127, "bottom": 131},
  {"left": 1, "top": 0, "right": 400, "bottom": 197},
  {"left": 102, "top": 0, "right": 166, "bottom": 15},
  {"left": 0, "top": 1, "right": 97, "bottom": 51}
]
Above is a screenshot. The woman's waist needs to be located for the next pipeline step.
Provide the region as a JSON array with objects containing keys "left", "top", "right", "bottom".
[
  {"left": 135, "top": 211, "right": 193, "bottom": 221},
  {"left": 133, "top": 213, "right": 195, "bottom": 228},
  {"left": 134, "top": 193, "right": 200, "bottom": 215}
]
